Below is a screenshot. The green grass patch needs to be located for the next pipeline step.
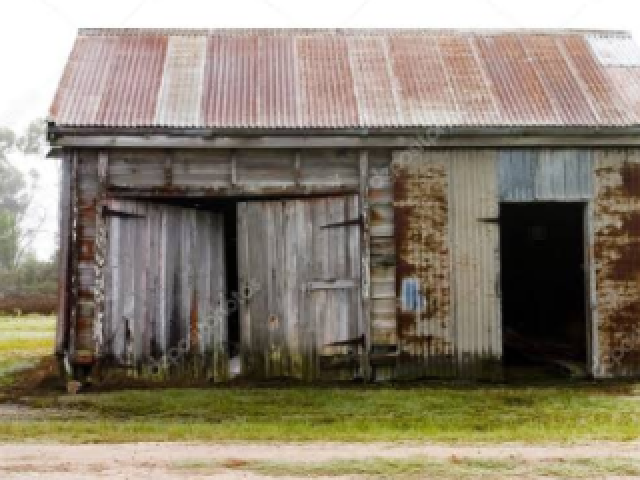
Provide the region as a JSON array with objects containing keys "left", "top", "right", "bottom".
[
  {"left": 0, "top": 382, "right": 638, "bottom": 443},
  {"left": 172, "top": 456, "right": 640, "bottom": 478},
  {"left": 0, "top": 315, "right": 55, "bottom": 385}
]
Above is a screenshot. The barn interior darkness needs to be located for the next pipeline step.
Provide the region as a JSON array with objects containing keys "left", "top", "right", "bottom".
[{"left": 500, "top": 203, "right": 587, "bottom": 372}]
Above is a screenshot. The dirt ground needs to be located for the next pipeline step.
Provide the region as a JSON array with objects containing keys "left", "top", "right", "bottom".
[{"left": 0, "top": 441, "right": 639, "bottom": 479}]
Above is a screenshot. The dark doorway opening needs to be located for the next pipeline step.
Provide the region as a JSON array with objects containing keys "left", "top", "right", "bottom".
[
  {"left": 221, "top": 203, "right": 240, "bottom": 358},
  {"left": 500, "top": 203, "right": 587, "bottom": 374}
]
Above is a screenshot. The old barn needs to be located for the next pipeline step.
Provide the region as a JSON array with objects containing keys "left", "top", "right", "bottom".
[{"left": 48, "top": 28, "right": 640, "bottom": 381}]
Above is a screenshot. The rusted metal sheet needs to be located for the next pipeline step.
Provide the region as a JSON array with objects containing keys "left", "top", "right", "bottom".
[
  {"left": 97, "top": 34, "right": 168, "bottom": 127},
  {"left": 606, "top": 67, "right": 640, "bottom": 119},
  {"left": 499, "top": 149, "right": 593, "bottom": 201},
  {"left": 438, "top": 35, "right": 498, "bottom": 126},
  {"left": 392, "top": 149, "right": 502, "bottom": 379},
  {"left": 51, "top": 29, "right": 640, "bottom": 129},
  {"left": 388, "top": 35, "right": 459, "bottom": 126},
  {"left": 297, "top": 35, "right": 359, "bottom": 128},
  {"left": 520, "top": 36, "right": 598, "bottom": 125},
  {"left": 593, "top": 148, "right": 640, "bottom": 377},
  {"left": 392, "top": 151, "right": 454, "bottom": 377},
  {"left": 347, "top": 37, "right": 400, "bottom": 127},
  {"left": 561, "top": 35, "right": 633, "bottom": 126},
  {"left": 238, "top": 195, "right": 362, "bottom": 381},
  {"left": 475, "top": 35, "right": 556, "bottom": 125},
  {"left": 155, "top": 36, "right": 207, "bottom": 126}
]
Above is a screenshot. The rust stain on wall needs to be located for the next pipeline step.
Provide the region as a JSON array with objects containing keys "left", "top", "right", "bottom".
[
  {"left": 392, "top": 153, "right": 452, "bottom": 358},
  {"left": 594, "top": 151, "right": 640, "bottom": 376}
]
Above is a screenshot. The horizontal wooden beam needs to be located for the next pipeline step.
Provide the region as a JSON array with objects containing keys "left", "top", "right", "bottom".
[
  {"left": 307, "top": 279, "right": 358, "bottom": 290},
  {"left": 106, "top": 185, "right": 358, "bottom": 199},
  {"left": 51, "top": 133, "right": 640, "bottom": 149}
]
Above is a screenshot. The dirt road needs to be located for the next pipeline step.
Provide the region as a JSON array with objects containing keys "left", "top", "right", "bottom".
[{"left": 1, "top": 442, "right": 640, "bottom": 479}]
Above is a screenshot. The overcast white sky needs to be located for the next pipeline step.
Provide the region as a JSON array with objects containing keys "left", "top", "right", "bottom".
[{"left": 1, "top": 0, "right": 639, "bottom": 259}]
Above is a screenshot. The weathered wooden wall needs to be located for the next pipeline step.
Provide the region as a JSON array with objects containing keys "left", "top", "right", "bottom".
[
  {"left": 108, "top": 149, "right": 360, "bottom": 195},
  {"left": 238, "top": 195, "right": 362, "bottom": 381},
  {"left": 103, "top": 200, "right": 227, "bottom": 379},
  {"left": 62, "top": 147, "right": 379, "bottom": 381}
]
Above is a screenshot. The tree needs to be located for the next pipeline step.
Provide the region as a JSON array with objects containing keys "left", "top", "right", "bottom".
[{"left": 0, "top": 120, "right": 46, "bottom": 270}]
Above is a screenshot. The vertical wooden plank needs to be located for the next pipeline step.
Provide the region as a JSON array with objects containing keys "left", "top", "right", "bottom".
[
  {"left": 93, "top": 151, "right": 108, "bottom": 357},
  {"left": 213, "top": 212, "right": 228, "bottom": 380},
  {"left": 294, "top": 151, "right": 302, "bottom": 186},
  {"left": 359, "top": 151, "right": 372, "bottom": 381},
  {"left": 230, "top": 150, "right": 237, "bottom": 187},
  {"left": 237, "top": 202, "right": 251, "bottom": 374},
  {"left": 55, "top": 152, "right": 72, "bottom": 356},
  {"left": 68, "top": 152, "right": 79, "bottom": 359}
]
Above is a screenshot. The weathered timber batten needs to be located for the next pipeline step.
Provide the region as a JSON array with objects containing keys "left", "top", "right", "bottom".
[{"left": 49, "top": 29, "right": 640, "bottom": 381}]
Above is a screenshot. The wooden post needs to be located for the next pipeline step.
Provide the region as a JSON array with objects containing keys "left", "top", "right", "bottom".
[
  {"left": 359, "top": 150, "right": 372, "bottom": 381},
  {"left": 68, "top": 152, "right": 79, "bottom": 359},
  {"left": 294, "top": 151, "right": 302, "bottom": 187},
  {"left": 230, "top": 150, "right": 237, "bottom": 187},
  {"left": 93, "top": 151, "right": 109, "bottom": 357},
  {"left": 55, "top": 151, "right": 73, "bottom": 356}
]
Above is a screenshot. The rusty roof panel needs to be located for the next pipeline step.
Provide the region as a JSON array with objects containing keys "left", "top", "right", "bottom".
[
  {"left": 476, "top": 34, "right": 557, "bottom": 125},
  {"left": 202, "top": 35, "right": 259, "bottom": 128},
  {"left": 562, "top": 35, "right": 633, "bottom": 126},
  {"left": 95, "top": 35, "right": 167, "bottom": 127},
  {"left": 521, "top": 35, "right": 598, "bottom": 126},
  {"left": 155, "top": 36, "right": 207, "bottom": 127},
  {"left": 50, "top": 29, "right": 640, "bottom": 129},
  {"left": 439, "top": 35, "right": 499, "bottom": 126},
  {"left": 258, "top": 36, "right": 298, "bottom": 128},
  {"left": 348, "top": 36, "right": 400, "bottom": 127},
  {"left": 389, "top": 35, "right": 459, "bottom": 126},
  {"left": 297, "top": 35, "right": 359, "bottom": 128},
  {"left": 607, "top": 67, "right": 640, "bottom": 119}
]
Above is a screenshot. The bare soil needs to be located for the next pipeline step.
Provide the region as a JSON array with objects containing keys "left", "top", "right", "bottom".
[{"left": 0, "top": 441, "right": 639, "bottom": 479}]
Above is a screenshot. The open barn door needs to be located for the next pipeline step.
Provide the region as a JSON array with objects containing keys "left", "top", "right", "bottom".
[
  {"left": 237, "top": 195, "right": 363, "bottom": 380},
  {"left": 102, "top": 200, "right": 228, "bottom": 379}
]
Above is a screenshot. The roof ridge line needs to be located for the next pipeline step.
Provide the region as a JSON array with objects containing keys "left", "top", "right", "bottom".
[{"left": 75, "top": 27, "right": 633, "bottom": 38}]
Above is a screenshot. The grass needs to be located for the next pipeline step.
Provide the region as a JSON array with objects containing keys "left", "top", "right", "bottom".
[
  {"left": 0, "top": 382, "right": 639, "bottom": 443},
  {"left": 0, "top": 315, "right": 55, "bottom": 385},
  {"left": 1, "top": 314, "right": 640, "bottom": 444},
  {"left": 171, "top": 456, "right": 640, "bottom": 478}
]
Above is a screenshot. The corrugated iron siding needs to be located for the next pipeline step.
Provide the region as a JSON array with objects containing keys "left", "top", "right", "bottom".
[
  {"left": 450, "top": 151, "right": 501, "bottom": 377},
  {"left": 51, "top": 29, "right": 640, "bottom": 128},
  {"left": 155, "top": 36, "right": 207, "bottom": 127},
  {"left": 593, "top": 148, "right": 640, "bottom": 377},
  {"left": 499, "top": 149, "right": 593, "bottom": 201},
  {"left": 392, "top": 150, "right": 502, "bottom": 379},
  {"left": 391, "top": 148, "right": 601, "bottom": 378},
  {"left": 392, "top": 151, "right": 455, "bottom": 377}
]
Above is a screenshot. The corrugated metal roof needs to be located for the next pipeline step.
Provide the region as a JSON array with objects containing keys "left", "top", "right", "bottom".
[{"left": 50, "top": 29, "right": 640, "bottom": 129}]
